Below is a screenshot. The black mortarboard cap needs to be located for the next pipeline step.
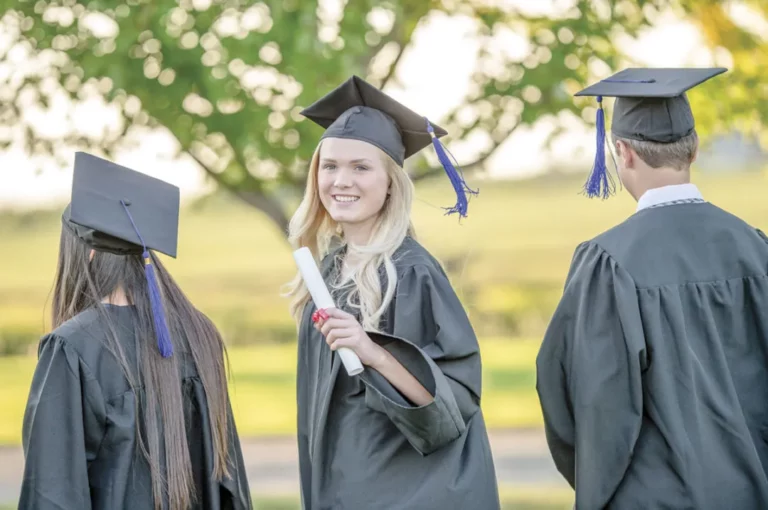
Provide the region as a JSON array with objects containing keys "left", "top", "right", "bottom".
[
  {"left": 64, "top": 152, "right": 180, "bottom": 257},
  {"left": 62, "top": 151, "right": 179, "bottom": 358},
  {"left": 574, "top": 67, "right": 727, "bottom": 198},
  {"left": 300, "top": 75, "right": 448, "bottom": 166},
  {"left": 301, "top": 75, "right": 478, "bottom": 217}
]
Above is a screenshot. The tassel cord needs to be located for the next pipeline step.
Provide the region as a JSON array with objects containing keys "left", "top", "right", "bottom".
[
  {"left": 120, "top": 200, "right": 174, "bottom": 358},
  {"left": 426, "top": 119, "right": 479, "bottom": 218}
]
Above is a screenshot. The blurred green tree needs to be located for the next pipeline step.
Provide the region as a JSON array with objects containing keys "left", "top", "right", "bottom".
[{"left": 0, "top": 0, "right": 764, "bottom": 234}]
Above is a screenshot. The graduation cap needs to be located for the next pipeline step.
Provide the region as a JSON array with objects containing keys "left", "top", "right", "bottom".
[
  {"left": 575, "top": 67, "right": 727, "bottom": 198},
  {"left": 62, "top": 151, "right": 180, "bottom": 357},
  {"left": 301, "top": 75, "right": 477, "bottom": 217}
]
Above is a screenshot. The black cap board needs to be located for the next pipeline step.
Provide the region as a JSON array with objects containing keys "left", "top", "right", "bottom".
[
  {"left": 63, "top": 152, "right": 180, "bottom": 258},
  {"left": 300, "top": 75, "right": 448, "bottom": 167},
  {"left": 575, "top": 67, "right": 727, "bottom": 143}
]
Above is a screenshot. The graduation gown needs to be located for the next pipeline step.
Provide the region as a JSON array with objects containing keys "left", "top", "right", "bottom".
[
  {"left": 536, "top": 201, "right": 768, "bottom": 509},
  {"left": 297, "top": 236, "right": 499, "bottom": 509},
  {"left": 19, "top": 305, "right": 252, "bottom": 510}
]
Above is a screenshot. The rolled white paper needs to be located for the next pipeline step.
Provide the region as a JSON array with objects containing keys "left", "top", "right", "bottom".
[{"left": 292, "top": 247, "right": 364, "bottom": 376}]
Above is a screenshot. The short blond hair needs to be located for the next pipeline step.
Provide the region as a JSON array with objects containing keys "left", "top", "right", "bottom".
[{"left": 612, "top": 130, "right": 698, "bottom": 171}]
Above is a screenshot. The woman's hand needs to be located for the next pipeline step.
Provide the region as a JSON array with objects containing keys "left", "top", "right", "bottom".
[
  {"left": 314, "top": 308, "right": 388, "bottom": 369},
  {"left": 313, "top": 307, "right": 433, "bottom": 406}
]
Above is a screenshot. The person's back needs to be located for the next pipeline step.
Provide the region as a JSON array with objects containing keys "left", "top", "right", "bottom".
[
  {"left": 536, "top": 67, "right": 768, "bottom": 509},
  {"left": 25, "top": 305, "right": 251, "bottom": 510},
  {"left": 596, "top": 201, "right": 768, "bottom": 290},
  {"left": 19, "top": 152, "right": 252, "bottom": 510},
  {"left": 592, "top": 201, "right": 768, "bottom": 508}
]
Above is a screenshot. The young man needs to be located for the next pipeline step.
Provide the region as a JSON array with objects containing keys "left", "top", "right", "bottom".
[{"left": 536, "top": 67, "right": 768, "bottom": 509}]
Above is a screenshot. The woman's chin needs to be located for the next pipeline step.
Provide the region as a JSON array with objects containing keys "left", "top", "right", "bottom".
[
  {"left": 329, "top": 208, "right": 362, "bottom": 225},
  {"left": 330, "top": 213, "right": 379, "bottom": 231},
  {"left": 330, "top": 214, "right": 359, "bottom": 226}
]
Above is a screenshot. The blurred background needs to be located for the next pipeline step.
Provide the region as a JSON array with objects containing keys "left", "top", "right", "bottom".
[{"left": 1, "top": 0, "right": 767, "bottom": 508}]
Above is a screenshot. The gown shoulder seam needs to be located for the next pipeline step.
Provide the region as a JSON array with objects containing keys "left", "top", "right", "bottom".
[
  {"left": 43, "top": 333, "right": 101, "bottom": 384},
  {"left": 572, "top": 240, "right": 639, "bottom": 291}
]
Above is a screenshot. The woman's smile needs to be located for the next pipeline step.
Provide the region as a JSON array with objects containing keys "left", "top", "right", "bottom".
[{"left": 332, "top": 194, "right": 360, "bottom": 203}]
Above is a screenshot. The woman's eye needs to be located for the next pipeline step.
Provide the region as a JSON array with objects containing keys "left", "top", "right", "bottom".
[
  {"left": 355, "top": 165, "right": 369, "bottom": 171},
  {"left": 322, "top": 164, "right": 336, "bottom": 171}
]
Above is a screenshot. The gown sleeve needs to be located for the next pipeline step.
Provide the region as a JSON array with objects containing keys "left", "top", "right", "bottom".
[
  {"left": 535, "top": 241, "right": 647, "bottom": 509},
  {"left": 19, "top": 334, "right": 107, "bottom": 510},
  {"left": 360, "top": 262, "right": 483, "bottom": 456}
]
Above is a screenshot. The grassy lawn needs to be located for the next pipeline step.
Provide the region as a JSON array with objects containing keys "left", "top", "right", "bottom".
[{"left": 0, "top": 337, "right": 542, "bottom": 445}]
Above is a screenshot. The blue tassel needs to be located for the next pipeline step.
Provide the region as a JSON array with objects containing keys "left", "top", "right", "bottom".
[
  {"left": 426, "top": 119, "right": 479, "bottom": 218},
  {"left": 580, "top": 77, "right": 654, "bottom": 198},
  {"left": 120, "top": 200, "right": 173, "bottom": 358},
  {"left": 582, "top": 96, "right": 615, "bottom": 199},
  {"left": 143, "top": 251, "right": 173, "bottom": 358}
]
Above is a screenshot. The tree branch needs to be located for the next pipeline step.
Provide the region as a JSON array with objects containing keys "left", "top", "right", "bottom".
[
  {"left": 411, "top": 149, "right": 494, "bottom": 183},
  {"left": 412, "top": 122, "right": 521, "bottom": 182},
  {"left": 367, "top": 11, "right": 412, "bottom": 89},
  {"left": 379, "top": 42, "right": 407, "bottom": 89},
  {"left": 186, "top": 149, "right": 291, "bottom": 236}
]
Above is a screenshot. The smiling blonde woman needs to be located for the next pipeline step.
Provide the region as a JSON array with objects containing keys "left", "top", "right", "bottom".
[{"left": 283, "top": 76, "right": 499, "bottom": 510}]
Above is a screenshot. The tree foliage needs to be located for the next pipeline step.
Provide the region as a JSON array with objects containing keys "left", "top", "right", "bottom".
[{"left": 0, "top": 0, "right": 764, "bottom": 234}]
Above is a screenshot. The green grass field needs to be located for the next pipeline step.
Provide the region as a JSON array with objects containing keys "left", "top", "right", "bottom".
[{"left": 1, "top": 171, "right": 767, "bottom": 446}]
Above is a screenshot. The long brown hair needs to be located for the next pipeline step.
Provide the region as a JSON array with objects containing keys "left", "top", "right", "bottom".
[{"left": 52, "top": 226, "right": 231, "bottom": 510}]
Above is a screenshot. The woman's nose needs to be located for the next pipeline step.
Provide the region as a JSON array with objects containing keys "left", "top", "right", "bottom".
[{"left": 333, "top": 167, "right": 353, "bottom": 188}]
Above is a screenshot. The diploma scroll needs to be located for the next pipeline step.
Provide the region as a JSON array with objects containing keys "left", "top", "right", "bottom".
[{"left": 292, "top": 247, "right": 365, "bottom": 376}]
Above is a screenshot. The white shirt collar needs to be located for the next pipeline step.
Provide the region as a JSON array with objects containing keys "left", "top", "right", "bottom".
[{"left": 636, "top": 183, "right": 704, "bottom": 212}]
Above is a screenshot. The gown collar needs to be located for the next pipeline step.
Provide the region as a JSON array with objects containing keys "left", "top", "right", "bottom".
[{"left": 636, "top": 183, "right": 704, "bottom": 212}]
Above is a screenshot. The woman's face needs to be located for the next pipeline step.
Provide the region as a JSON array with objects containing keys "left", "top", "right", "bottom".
[{"left": 317, "top": 137, "right": 391, "bottom": 232}]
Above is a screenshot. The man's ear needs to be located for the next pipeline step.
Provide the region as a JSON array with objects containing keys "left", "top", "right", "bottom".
[{"left": 616, "top": 139, "right": 635, "bottom": 169}]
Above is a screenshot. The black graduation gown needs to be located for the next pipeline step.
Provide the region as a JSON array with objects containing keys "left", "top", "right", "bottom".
[
  {"left": 536, "top": 202, "right": 768, "bottom": 509},
  {"left": 296, "top": 236, "right": 500, "bottom": 509},
  {"left": 19, "top": 305, "right": 252, "bottom": 510}
]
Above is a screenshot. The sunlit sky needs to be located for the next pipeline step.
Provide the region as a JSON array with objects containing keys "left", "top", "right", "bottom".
[{"left": 0, "top": 1, "right": 760, "bottom": 209}]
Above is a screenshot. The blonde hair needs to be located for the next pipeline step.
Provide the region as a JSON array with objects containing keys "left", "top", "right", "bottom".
[
  {"left": 612, "top": 130, "right": 699, "bottom": 171},
  {"left": 284, "top": 141, "right": 415, "bottom": 331}
]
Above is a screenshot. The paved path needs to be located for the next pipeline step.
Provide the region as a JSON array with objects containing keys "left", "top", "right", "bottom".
[{"left": 0, "top": 429, "right": 569, "bottom": 504}]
